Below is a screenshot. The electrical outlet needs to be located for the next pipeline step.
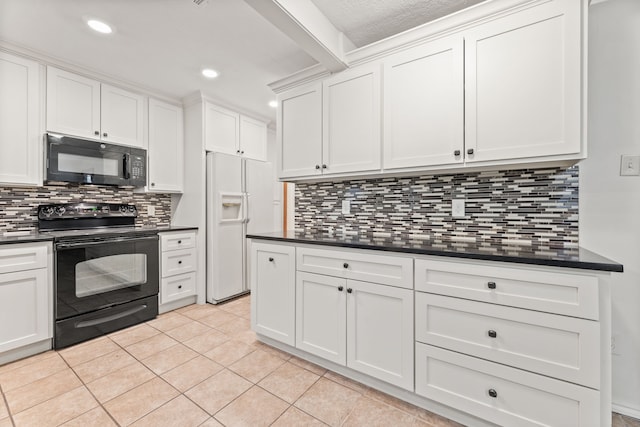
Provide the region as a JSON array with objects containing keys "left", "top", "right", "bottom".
[
  {"left": 452, "top": 199, "right": 465, "bottom": 217},
  {"left": 342, "top": 200, "right": 351, "bottom": 215},
  {"left": 148, "top": 206, "right": 156, "bottom": 216},
  {"left": 620, "top": 155, "right": 640, "bottom": 176}
]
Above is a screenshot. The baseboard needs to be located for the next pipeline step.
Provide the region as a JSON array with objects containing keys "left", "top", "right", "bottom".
[
  {"left": 612, "top": 403, "right": 640, "bottom": 420},
  {"left": 0, "top": 339, "right": 52, "bottom": 365}
]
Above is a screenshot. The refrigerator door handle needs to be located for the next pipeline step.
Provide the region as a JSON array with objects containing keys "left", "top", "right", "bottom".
[{"left": 243, "top": 193, "right": 249, "bottom": 224}]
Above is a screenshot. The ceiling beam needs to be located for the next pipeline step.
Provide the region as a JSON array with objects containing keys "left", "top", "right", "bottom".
[{"left": 244, "top": 0, "right": 354, "bottom": 72}]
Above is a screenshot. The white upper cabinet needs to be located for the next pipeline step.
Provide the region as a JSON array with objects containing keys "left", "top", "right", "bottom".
[
  {"left": 100, "top": 84, "right": 145, "bottom": 147},
  {"left": 0, "top": 51, "right": 42, "bottom": 186},
  {"left": 323, "top": 64, "right": 381, "bottom": 175},
  {"left": 240, "top": 115, "right": 267, "bottom": 161},
  {"left": 46, "top": 67, "right": 145, "bottom": 148},
  {"left": 464, "top": 0, "right": 581, "bottom": 163},
  {"left": 205, "top": 103, "right": 240, "bottom": 155},
  {"left": 277, "top": 83, "right": 323, "bottom": 179},
  {"left": 383, "top": 35, "right": 464, "bottom": 169},
  {"left": 148, "top": 98, "right": 184, "bottom": 193},
  {"left": 204, "top": 102, "right": 268, "bottom": 161},
  {"left": 46, "top": 67, "right": 100, "bottom": 140}
]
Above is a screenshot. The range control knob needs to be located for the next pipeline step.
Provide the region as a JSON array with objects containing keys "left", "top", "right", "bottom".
[
  {"left": 119, "top": 205, "right": 128, "bottom": 214},
  {"left": 41, "top": 206, "right": 54, "bottom": 216},
  {"left": 54, "top": 206, "right": 66, "bottom": 216},
  {"left": 128, "top": 206, "right": 136, "bottom": 213}
]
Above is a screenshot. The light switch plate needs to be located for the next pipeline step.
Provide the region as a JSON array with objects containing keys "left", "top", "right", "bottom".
[
  {"left": 342, "top": 200, "right": 351, "bottom": 214},
  {"left": 620, "top": 155, "right": 640, "bottom": 176},
  {"left": 452, "top": 199, "right": 465, "bottom": 217}
]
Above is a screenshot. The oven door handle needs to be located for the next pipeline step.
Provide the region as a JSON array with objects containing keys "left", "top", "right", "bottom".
[
  {"left": 75, "top": 304, "right": 148, "bottom": 329},
  {"left": 55, "top": 235, "right": 158, "bottom": 250}
]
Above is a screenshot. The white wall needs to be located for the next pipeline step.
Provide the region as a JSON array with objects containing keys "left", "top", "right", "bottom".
[
  {"left": 266, "top": 128, "right": 284, "bottom": 232},
  {"left": 582, "top": 0, "right": 640, "bottom": 417}
]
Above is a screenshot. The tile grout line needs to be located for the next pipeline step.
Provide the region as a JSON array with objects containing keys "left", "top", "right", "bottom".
[
  {"left": 59, "top": 339, "right": 124, "bottom": 427},
  {"left": 0, "top": 383, "right": 17, "bottom": 427}
]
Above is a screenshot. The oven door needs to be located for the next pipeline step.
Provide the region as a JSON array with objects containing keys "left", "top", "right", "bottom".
[{"left": 55, "top": 235, "right": 159, "bottom": 320}]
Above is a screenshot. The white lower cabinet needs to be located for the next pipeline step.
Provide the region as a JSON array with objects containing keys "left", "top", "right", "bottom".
[
  {"left": 295, "top": 271, "right": 414, "bottom": 390},
  {"left": 415, "top": 344, "right": 599, "bottom": 427},
  {"left": 0, "top": 242, "right": 52, "bottom": 359},
  {"left": 251, "top": 242, "right": 296, "bottom": 346},
  {"left": 250, "top": 241, "right": 612, "bottom": 426},
  {"left": 159, "top": 231, "right": 197, "bottom": 307}
]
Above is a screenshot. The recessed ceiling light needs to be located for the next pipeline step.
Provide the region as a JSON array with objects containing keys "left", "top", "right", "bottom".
[
  {"left": 87, "top": 19, "right": 112, "bottom": 34},
  {"left": 268, "top": 100, "right": 278, "bottom": 108},
  {"left": 202, "top": 68, "right": 219, "bottom": 79}
]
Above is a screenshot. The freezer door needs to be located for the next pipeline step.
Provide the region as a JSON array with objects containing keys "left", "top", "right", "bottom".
[{"left": 206, "top": 152, "right": 245, "bottom": 303}]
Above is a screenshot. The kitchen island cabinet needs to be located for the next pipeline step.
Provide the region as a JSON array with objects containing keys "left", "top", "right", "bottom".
[{"left": 248, "top": 231, "right": 621, "bottom": 427}]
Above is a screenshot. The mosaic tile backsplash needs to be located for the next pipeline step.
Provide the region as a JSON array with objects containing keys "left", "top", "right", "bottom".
[
  {"left": 295, "top": 166, "right": 579, "bottom": 248},
  {"left": 0, "top": 184, "right": 171, "bottom": 233}
]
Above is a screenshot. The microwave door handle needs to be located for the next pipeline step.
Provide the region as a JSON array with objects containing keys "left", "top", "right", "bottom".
[{"left": 123, "top": 153, "right": 131, "bottom": 179}]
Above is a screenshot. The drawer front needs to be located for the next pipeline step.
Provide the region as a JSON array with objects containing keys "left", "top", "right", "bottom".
[
  {"left": 415, "top": 344, "right": 600, "bottom": 427},
  {"left": 162, "top": 248, "right": 196, "bottom": 277},
  {"left": 160, "top": 231, "right": 196, "bottom": 251},
  {"left": 0, "top": 243, "right": 48, "bottom": 274},
  {"left": 297, "top": 247, "right": 413, "bottom": 289},
  {"left": 161, "top": 272, "right": 196, "bottom": 304},
  {"left": 415, "top": 258, "right": 599, "bottom": 320},
  {"left": 415, "top": 293, "right": 600, "bottom": 388}
]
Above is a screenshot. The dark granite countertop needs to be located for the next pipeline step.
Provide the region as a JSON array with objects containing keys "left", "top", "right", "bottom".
[
  {"left": 0, "top": 225, "right": 198, "bottom": 245},
  {"left": 247, "top": 231, "right": 623, "bottom": 273}
]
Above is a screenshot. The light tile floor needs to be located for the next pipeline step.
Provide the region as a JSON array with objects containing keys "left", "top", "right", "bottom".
[{"left": 0, "top": 295, "right": 637, "bottom": 427}]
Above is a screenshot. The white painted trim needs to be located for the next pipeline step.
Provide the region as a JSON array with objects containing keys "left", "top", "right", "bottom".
[
  {"left": 268, "top": 63, "right": 329, "bottom": 94},
  {"left": 0, "top": 40, "right": 182, "bottom": 106},
  {"left": 268, "top": 0, "right": 568, "bottom": 92},
  {"left": 612, "top": 404, "right": 640, "bottom": 421},
  {"left": 181, "top": 91, "right": 272, "bottom": 125},
  {"left": 244, "top": 0, "right": 350, "bottom": 72}
]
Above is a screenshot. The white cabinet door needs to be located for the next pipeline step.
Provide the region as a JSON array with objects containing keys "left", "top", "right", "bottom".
[
  {"left": 148, "top": 98, "right": 184, "bottom": 192},
  {"left": 323, "top": 64, "right": 381, "bottom": 175},
  {"left": 0, "top": 268, "right": 50, "bottom": 353},
  {"left": 383, "top": 36, "right": 464, "bottom": 169},
  {"left": 0, "top": 51, "right": 41, "bottom": 186},
  {"left": 278, "top": 83, "right": 323, "bottom": 179},
  {"left": 46, "top": 66, "right": 100, "bottom": 139},
  {"left": 464, "top": 0, "right": 581, "bottom": 163},
  {"left": 100, "top": 84, "right": 145, "bottom": 148},
  {"left": 347, "top": 280, "right": 414, "bottom": 390},
  {"left": 251, "top": 243, "right": 296, "bottom": 346},
  {"left": 205, "top": 103, "right": 240, "bottom": 155},
  {"left": 296, "top": 271, "right": 346, "bottom": 364},
  {"left": 240, "top": 115, "right": 267, "bottom": 161}
]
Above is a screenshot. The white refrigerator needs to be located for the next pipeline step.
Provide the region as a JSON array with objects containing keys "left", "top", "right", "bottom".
[{"left": 206, "top": 152, "right": 275, "bottom": 303}]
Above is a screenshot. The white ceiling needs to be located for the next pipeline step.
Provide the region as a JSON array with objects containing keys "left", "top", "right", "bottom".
[
  {"left": 0, "top": 0, "right": 484, "bottom": 123},
  {"left": 311, "top": 0, "right": 485, "bottom": 48}
]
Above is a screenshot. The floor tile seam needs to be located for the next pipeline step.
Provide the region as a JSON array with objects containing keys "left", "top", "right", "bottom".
[
  {"left": 142, "top": 350, "right": 201, "bottom": 377},
  {"left": 124, "top": 393, "right": 187, "bottom": 427},
  {"left": 192, "top": 368, "right": 257, "bottom": 418},
  {"left": 161, "top": 359, "right": 224, "bottom": 395},
  {"left": 211, "top": 382, "right": 291, "bottom": 426},
  {"left": 55, "top": 359, "right": 122, "bottom": 427},
  {"left": 104, "top": 375, "right": 182, "bottom": 427},
  {"left": 225, "top": 353, "right": 287, "bottom": 384},
  {"left": 121, "top": 335, "right": 181, "bottom": 362},
  {"left": 0, "top": 384, "right": 16, "bottom": 427},
  {"left": 67, "top": 346, "right": 124, "bottom": 375},
  {"left": 0, "top": 355, "right": 70, "bottom": 395},
  {"left": 0, "top": 352, "right": 58, "bottom": 377},
  {"left": 255, "top": 378, "right": 321, "bottom": 411}
]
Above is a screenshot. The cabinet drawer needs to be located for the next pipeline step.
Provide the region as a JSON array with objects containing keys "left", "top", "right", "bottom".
[
  {"left": 0, "top": 243, "right": 48, "bottom": 274},
  {"left": 416, "top": 344, "right": 599, "bottom": 427},
  {"left": 297, "top": 247, "right": 413, "bottom": 289},
  {"left": 161, "top": 248, "right": 196, "bottom": 277},
  {"left": 415, "top": 258, "right": 599, "bottom": 320},
  {"left": 415, "top": 293, "right": 600, "bottom": 388},
  {"left": 161, "top": 272, "right": 196, "bottom": 304},
  {"left": 160, "top": 231, "right": 196, "bottom": 251}
]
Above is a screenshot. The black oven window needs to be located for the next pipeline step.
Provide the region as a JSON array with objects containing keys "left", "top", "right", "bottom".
[{"left": 75, "top": 253, "right": 148, "bottom": 298}]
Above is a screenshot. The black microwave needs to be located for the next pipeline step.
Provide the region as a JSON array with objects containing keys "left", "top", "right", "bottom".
[{"left": 46, "top": 133, "right": 146, "bottom": 187}]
